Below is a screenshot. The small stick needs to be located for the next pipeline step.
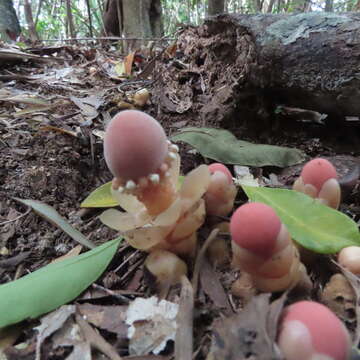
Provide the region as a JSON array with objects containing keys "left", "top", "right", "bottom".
[
  {"left": 175, "top": 275, "right": 194, "bottom": 360},
  {"left": 192, "top": 228, "right": 219, "bottom": 296}
]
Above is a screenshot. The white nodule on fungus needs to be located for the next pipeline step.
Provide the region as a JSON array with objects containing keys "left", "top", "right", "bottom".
[
  {"left": 125, "top": 180, "right": 137, "bottom": 190},
  {"left": 149, "top": 173, "right": 160, "bottom": 184}
]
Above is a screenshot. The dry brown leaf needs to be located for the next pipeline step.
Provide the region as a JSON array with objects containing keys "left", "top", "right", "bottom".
[
  {"left": 124, "top": 52, "right": 135, "bottom": 76},
  {"left": 200, "top": 257, "right": 233, "bottom": 314},
  {"left": 207, "top": 294, "right": 281, "bottom": 360},
  {"left": 51, "top": 245, "right": 83, "bottom": 264},
  {"left": 77, "top": 303, "right": 128, "bottom": 337}
]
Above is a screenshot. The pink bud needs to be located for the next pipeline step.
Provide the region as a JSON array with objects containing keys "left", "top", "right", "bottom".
[
  {"left": 208, "top": 163, "right": 233, "bottom": 184},
  {"left": 301, "top": 158, "right": 337, "bottom": 195},
  {"left": 230, "top": 203, "right": 281, "bottom": 259},
  {"left": 278, "top": 301, "right": 350, "bottom": 360},
  {"left": 104, "top": 110, "right": 168, "bottom": 181}
]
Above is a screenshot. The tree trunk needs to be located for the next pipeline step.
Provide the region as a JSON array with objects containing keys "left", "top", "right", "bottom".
[
  {"left": 153, "top": 13, "right": 360, "bottom": 138},
  {"left": 85, "top": 0, "right": 93, "bottom": 37},
  {"left": 208, "top": 0, "right": 225, "bottom": 16},
  {"left": 65, "top": 0, "right": 76, "bottom": 38},
  {"left": 356, "top": 0, "right": 360, "bottom": 11},
  {"left": 23, "top": 0, "right": 39, "bottom": 41},
  {"left": 325, "top": 0, "right": 334, "bottom": 12},
  {"left": 103, "top": 0, "right": 122, "bottom": 36},
  {"left": 0, "top": 0, "right": 20, "bottom": 41},
  {"left": 149, "top": 0, "right": 163, "bottom": 37},
  {"left": 267, "top": 0, "right": 276, "bottom": 13},
  {"left": 103, "top": 0, "right": 163, "bottom": 50}
]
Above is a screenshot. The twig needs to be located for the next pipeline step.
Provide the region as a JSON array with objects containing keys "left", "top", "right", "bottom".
[
  {"left": 192, "top": 228, "right": 219, "bottom": 296},
  {"left": 76, "top": 313, "right": 123, "bottom": 360},
  {"left": 175, "top": 275, "right": 194, "bottom": 360},
  {"left": 91, "top": 283, "right": 131, "bottom": 304},
  {"left": 0, "top": 209, "right": 31, "bottom": 226},
  {"left": 114, "top": 249, "right": 140, "bottom": 273}
]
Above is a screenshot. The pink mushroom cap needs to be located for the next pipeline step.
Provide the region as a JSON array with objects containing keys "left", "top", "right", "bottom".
[
  {"left": 230, "top": 202, "right": 281, "bottom": 258},
  {"left": 279, "top": 301, "right": 349, "bottom": 360},
  {"left": 208, "top": 163, "right": 233, "bottom": 184},
  {"left": 104, "top": 110, "right": 168, "bottom": 180},
  {"left": 301, "top": 158, "right": 337, "bottom": 192}
]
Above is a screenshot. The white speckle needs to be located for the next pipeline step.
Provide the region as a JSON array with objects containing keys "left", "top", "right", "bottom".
[
  {"left": 126, "top": 180, "right": 136, "bottom": 190},
  {"left": 117, "top": 186, "right": 124, "bottom": 193},
  {"left": 170, "top": 144, "right": 179, "bottom": 153},
  {"left": 149, "top": 173, "right": 160, "bottom": 184}
]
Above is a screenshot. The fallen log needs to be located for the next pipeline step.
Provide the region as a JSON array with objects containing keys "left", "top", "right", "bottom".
[{"left": 154, "top": 12, "right": 360, "bottom": 135}]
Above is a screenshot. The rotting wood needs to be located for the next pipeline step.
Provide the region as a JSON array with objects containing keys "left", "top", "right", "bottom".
[{"left": 154, "top": 12, "right": 360, "bottom": 133}]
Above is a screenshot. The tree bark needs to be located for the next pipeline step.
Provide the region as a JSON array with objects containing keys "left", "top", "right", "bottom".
[
  {"left": 23, "top": 0, "right": 39, "bottom": 41},
  {"left": 208, "top": 0, "right": 225, "bottom": 16},
  {"left": 103, "top": 0, "right": 163, "bottom": 50},
  {"left": 356, "top": 0, "right": 360, "bottom": 11},
  {"left": 325, "top": 0, "right": 334, "bottom": 12},
  {"left": 65, "top": 0, "right": 76, "bottom": 38},
  {"left": 153, "top": 13, "right": 360, "bottom": 134},
  {"left": 0, "top": 0, "right": 20, "bottom": 41}
]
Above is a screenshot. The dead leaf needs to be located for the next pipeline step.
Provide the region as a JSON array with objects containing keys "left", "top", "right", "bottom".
[
  {"left": 207, "top": 294, "right": 280, "bottom": 360},
  {"left": 52, "top": 316, "right": 92, "bottom": 360},
  {"left": 76, "top": 313, "right": 122, "bottom": 360},
  {"left": 200, "top": 258, "right": 232, "bottom": 314},
  {"left": 51, "top": 245, "right": 83, "bottom": 264},
  {"left": 35, "top": 305, "right": 76, "bottom": 360},
  {"left": 126, "top": 297, "right": 179, "bottom": 356},
  {"left": 77, "top": 303, "right": 128, "bottom": 337},
  {"left": 124, "top": 52, "right": 135, "bottom": 76}
]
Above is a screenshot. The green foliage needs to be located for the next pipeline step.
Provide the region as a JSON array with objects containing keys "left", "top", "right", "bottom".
[
  {"left": 171, "top": 127, "right": 304, "bottom": 167},
  {"left": 0, "top": 238, "right": 121, "bottom": 328},
  {"left": 242, "top": 186, "right": 360, "bottom": 254},
  {"left": 81, "top": 176, "right": 185, "bottom": 208},
  {"left": 81, "top": 182, "right": 118, "bottom": 208}
]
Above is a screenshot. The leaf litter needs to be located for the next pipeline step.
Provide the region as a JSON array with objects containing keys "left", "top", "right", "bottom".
[{"left": 0, "top": 38, "right": 359, "bottom": 360}]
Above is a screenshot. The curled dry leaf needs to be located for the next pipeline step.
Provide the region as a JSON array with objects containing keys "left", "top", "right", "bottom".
[
  {"left": 101, "top": 163, "right": 210, "bottom": 255},
  {"left": 322, "top": 273, "right": 356, "bottom": 325}
]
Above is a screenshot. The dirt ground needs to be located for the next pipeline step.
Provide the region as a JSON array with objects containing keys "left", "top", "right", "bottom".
[{"left": 0, "top": 39, "right": 360, "bottom": 359}]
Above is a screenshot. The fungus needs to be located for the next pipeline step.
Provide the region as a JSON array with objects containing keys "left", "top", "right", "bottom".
[
  {"left": 230, "top": 202, "right": 306, "bottom": 292},
  {"left": 104, "top": 109, "right": 180, "bottom": 216},
  {"left": 338, "top": 246, "right": 360, "bottom": 276},
  {"left": 145, "top": 249, "right": 187, "bottom": 295},
  {"left": 293, "top": 158, "right": 340, "bottom": 209},
  {"left": 277, "top": 301, "right": 350, "bottom": 360},
  {"left": 204, "top": 163, "right": 237, "bottom": 217},
  {"left": 101, "top": 110, "right": 211, "bottom": 255},
  {"left": 207, "top": 222, "right": 230, "bottom": 266}
]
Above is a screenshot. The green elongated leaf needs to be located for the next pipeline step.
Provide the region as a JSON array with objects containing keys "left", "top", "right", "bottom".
[
  {"left": 171, "top": 128, "right": 304, "bottom": 167},
  {"left": 242, "top": 186, "right": 360, "bottom": 254},
  {"left": 0, "top": 238, "right": 120, "bottom": 328},
  {"left": 14, "top": 198, "right": 96, "bottom": 249},
  {"left": 81, "top": 182, "right": 118, "bottom": 208},
  {"left": 82, "top": 177, "right": 186, "bottom": 208}
]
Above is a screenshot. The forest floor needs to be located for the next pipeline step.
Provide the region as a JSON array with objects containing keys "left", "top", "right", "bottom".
[{"left": 0, "top": 40, "right": 359, "bottom": 360}]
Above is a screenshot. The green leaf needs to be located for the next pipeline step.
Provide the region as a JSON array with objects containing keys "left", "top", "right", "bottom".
[
  {"left": 242, "top": 186, "right": 360, "bottom": 254},
  {"left": 0, "top": 238, "right": 120, "bottom": 328},
  {"left": 82, "top": 177, "right": 185, "bottom": 208},
  {"left": 171, "top": 128, "right": 304, "bottom": 167},
  {"left": 14, "top": 198, "right": 96, "bottom": 249},
  {"left": 81, "top": 182, "right": 118, "bottom": 208}
]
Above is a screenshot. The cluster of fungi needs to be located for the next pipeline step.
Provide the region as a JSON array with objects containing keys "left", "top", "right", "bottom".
[{"left": 102, "top": 110, "right": 356, "bottom": 360}]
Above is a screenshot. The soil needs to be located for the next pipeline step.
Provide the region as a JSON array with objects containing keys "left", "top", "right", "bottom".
[{"left": 0, "top": 40, "right": 359, "bottom": 360}]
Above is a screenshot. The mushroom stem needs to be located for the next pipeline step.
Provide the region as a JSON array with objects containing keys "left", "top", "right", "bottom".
[{"left": 230, "top": 203, "right": 309, "bottom": 292}]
